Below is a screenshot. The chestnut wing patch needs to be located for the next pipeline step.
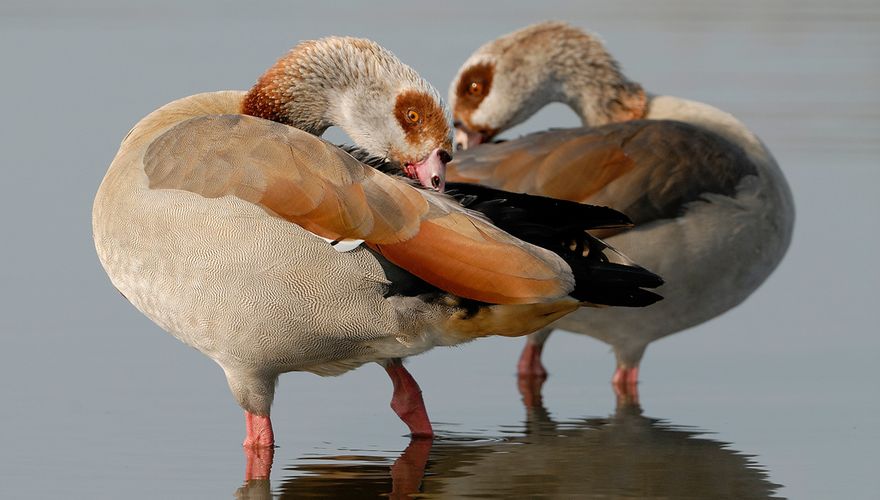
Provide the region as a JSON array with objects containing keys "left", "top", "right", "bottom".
[
  {"left": 372, "top": 210, "right": 574, "bottom": 304},
  {"left": 448, "top": 127, "right": 635, "bottom": 201}
]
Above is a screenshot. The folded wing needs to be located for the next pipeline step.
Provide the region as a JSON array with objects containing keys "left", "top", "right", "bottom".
[
  {"left": 142, "top": 114, "right": 574, "bottom": 304},
  {"left": 448, "top": 120, "right": 756, "bottom": 226}
]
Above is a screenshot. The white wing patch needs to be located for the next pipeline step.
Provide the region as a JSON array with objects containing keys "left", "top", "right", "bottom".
[{"left": 313, "top": 234, "right": 366, "bottom": 252}]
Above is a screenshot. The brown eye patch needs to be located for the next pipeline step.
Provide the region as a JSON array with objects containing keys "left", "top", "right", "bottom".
[
  {"left": 453, "top": 62, "right": 494, "bottom": 126},
  {"left": 394, "top": 90, "right": 451, "bottom": 152}
]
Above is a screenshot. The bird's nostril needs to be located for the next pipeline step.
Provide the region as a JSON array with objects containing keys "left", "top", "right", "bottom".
[
  {"left": 431, "top": 175, "right": 441, "bottom": 190},
  {"left": 455, "top": 143, "right": 463, "bottom": 151},
  {"left": 438, "top": 149, "right": 452, "bottom": 164}
]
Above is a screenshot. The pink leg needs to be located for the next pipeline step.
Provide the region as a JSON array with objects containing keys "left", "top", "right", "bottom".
[
  {"left": 243, "top": 442, "right": 275, "bottom": 482},
  {"left": 615, "top": 390, "right": 640, "bottom": 411},
  {"left": 611, "top": 365, "right": 640, "bottom": 403},
  {"left": 384, "top": 359, "right": 434, "bottom": 438},
  {"left": 517, "top": 342, "right": 548, "bottom": 378},
  {"left": 243, "top": 411, "right": 275, "bottom": 448},
  {"left": 517, "top": 372, "right": 547, "bottom": 409},
  {"left": 243, "top": 412, "right": 275, "bottom": 482}
]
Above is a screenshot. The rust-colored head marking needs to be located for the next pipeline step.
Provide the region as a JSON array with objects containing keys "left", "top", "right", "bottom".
[
  {"left": 394, "top": 90, "right": 452, "bottom": 153},
  {"left": 241, "top": 63, "right": 288, "bottom": 124},
  {"left": 453, "top": 62, "right": 494, "bottom": 128}
]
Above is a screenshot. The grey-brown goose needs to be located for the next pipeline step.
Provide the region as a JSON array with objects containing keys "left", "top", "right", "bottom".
[
  {"left": 448, "top": 22, "right": 795, "bottom": 396},
  {"left": 93, "top": 36, "right": 661, "bottom": 455}
]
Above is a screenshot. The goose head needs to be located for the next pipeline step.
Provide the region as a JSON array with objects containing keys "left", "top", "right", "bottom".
[
  {"left": 449, "top": 22, "right": 646, "bottom": 150},
  {"left": 242, "top": 36, "right": 452, "bottom": 191}
]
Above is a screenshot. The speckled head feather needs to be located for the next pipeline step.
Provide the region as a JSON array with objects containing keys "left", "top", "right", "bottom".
[
  {"left": 242, "top": 36, "right": 453, "bottom": 165},
  {"left": 449, "top": 21, "right": 646, "bottom": 141}
]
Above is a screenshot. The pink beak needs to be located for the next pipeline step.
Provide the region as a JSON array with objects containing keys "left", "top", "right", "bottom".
[
  {"left": 454, "top": 126, "right": 485, "bottom": 151},
  {"left": 405, "top": 148, "right": 449, "bottom": 192}
]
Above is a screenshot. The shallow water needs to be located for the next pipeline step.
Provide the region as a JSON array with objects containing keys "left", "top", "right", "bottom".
[{"left": 1, "top": 1, "right": 878, "bottom": 498}]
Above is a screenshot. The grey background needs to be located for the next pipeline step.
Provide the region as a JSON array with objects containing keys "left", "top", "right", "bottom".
[{"left": 1, "top": 1, "right": 878, "bottom": 498}]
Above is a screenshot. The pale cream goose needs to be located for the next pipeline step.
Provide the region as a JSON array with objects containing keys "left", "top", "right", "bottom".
[
  {"left": 448, "top": 22, "right": 795, "bottom": 395},
  {"left": 93, "top": 36, "right": 662, "bottom": 452}
]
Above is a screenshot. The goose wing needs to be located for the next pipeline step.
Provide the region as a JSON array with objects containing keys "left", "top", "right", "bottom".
[{"left": 142, "top": 114, "right": 575, "bottom": 304}]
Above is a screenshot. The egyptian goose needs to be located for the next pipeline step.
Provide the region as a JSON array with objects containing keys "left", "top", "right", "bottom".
[
  {"left": 448, "top": 22, "right": 795, "bottom": 394},
  {"left": 93, "top": 36, "right": 661, "bottom": 451}
]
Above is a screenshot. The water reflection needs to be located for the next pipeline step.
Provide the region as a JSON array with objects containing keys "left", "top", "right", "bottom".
[
  {"left": 235, "top": 440, "right": 431, "bottom": 499},
  {"left": 428, "top": 402, "right": 781, "bottom": 498},
  {"left": 236, "top": 392, "right": 782, "bottom": 499}
]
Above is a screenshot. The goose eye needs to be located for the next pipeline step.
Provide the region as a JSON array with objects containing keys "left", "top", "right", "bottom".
[
  {"left": 468, "top": 81, "right": 483, "bottom": 95},
  {"left": 406, "top": 109, "right": 420, "bottom": 123}
]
